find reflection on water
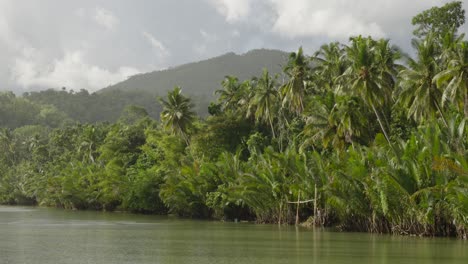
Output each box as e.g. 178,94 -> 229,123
0,207 -> 36,212
0,206 -> 466,264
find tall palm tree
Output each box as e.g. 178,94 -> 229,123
215,75 -> 243,112
434,40 -> 468,118
374,39 -> 401,95
302,94 -> 367,149
439,29 -> 465,65
398,35 -> 448,125
312,42 -> 347,93
250,69 -> 279,138
338,36 -> 395,144
281,47 -> 309,115
329,96 -> 369,145
159,86 -> 196,144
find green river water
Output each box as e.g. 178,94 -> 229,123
0,206 -> 466,264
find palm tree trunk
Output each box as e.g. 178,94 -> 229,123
278,203 -> 282,225
314,184 -> 318,226
269,115 -> 276,138
295,191 -> 300,225
465,88 -> 468,118
182,132 -> 191,146
381,106 -> 392,137
370,103 -> 391,144
433,99 -> 448,127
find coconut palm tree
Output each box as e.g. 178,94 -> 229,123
338,36 -> 395,144
159,86 -> 196,144
302,94 -> 368,149
311,42 -> 347,93
281,47 -> 309,115
439,28 -> 465,65
434,40 -> 468,118
398,35 -> 448,125
215,75 -> 243,112
250,69 -> 279,138
374,38 -> 402,94
301,96 -> 336,149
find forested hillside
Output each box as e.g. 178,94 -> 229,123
0,1 -> 466,239
101,49 -> 288,97
23,89 -> 162,123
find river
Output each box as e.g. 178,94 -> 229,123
0,206 -> 466,264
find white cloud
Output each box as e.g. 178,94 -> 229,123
94,7 -> 119,30
142,31 -> 170,59
206,0 -> 388,39
11,49 -> 140,92
268,0 -> 385,39
207,0 -> 252,23
206,0 -> 456,41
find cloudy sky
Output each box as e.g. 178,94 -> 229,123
0,0 -> 466,93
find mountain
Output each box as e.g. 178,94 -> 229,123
21,49 -> 290,123
100,49 -> 289,98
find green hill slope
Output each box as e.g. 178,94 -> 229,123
100,49 -> 289,98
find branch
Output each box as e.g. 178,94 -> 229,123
287,199 -> 315,204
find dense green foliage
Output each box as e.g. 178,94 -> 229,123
0,2 -> 467,239
24,88 -> 162,123
0,91 -> 72,129
412,1 -> 465,39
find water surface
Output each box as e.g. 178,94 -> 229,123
0,206 -> 466,264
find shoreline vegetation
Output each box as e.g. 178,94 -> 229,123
0,2 -> 467,239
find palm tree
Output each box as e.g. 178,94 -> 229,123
250,69 -> 279,138
281,47 -> 309,114
329,96 -> 369,145
215,76 -> 243,112
159,86 -> 196,144
302,94 -> 368,149
439,29 -> 465,65
434,40 -> 468,118
311,42 -> 347,93
374,39 -> 401,94
301,96 -> 336,149
398,35 -> 448,125
338,36 -> 395,144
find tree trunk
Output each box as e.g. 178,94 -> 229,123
433,99 -> 448,128
465,88 -> 468,118
295,191 -> 300,225
181,132 -> 191,146
269,115 -> 276,138
314,184 -> 318,226
370,103 -> 391,144
278,203 -> 282,225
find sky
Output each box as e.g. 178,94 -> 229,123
0,0 -> 466,93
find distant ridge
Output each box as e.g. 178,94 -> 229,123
100,49 -> 289,98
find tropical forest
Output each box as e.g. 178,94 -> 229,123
0,1 -> 467,240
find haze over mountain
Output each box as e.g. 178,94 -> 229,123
100,49 -> 288,98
